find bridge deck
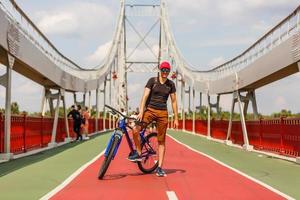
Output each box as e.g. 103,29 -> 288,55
0,131 -> 299,199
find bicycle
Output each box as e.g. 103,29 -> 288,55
98,105 -> 159,179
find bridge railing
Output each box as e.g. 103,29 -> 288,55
213,6 -> 299,80
163,3 -> 300,81
0,113 -> 114,154
210,6 -> 299,80
169,118 -> 300,158
0,0 -> 103,79
210,5 -> 299,80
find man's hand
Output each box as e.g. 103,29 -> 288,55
137,112 -> 144,121
173,119 -> 179,129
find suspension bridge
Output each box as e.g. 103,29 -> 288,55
0,0 -> 300,199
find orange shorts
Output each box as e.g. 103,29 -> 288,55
143,107 -> 168,143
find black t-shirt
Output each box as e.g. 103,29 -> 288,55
67,109 -> 82,125
145,77 -> 176,110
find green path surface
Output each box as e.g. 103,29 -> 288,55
0,132 -> 111,200
168,130 -> 300,199
1,130 -> 299,199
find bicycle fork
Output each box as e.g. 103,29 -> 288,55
104,130 -> 123,159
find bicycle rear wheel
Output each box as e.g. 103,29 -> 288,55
98,134 -> 121,179
137,132 -> 159,173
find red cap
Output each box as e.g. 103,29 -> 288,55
159,61 -> 171,70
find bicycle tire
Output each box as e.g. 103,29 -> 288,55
137,132 -> 159,174
98,134 -> 121,179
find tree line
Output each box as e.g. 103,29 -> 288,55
0,102 -> 103,118
1,102 -> 300,120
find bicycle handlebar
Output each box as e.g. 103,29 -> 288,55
104,105 -> 147,126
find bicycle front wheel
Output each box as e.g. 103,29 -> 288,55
137,132 -> 159,173
98,134 -> 121,179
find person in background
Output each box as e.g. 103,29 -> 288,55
129,110 -> 139,128
120,108 -> 127,119
81,106 -> 90,140
67,105 -> 82,141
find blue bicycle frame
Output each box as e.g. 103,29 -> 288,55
104,118 -> 148,159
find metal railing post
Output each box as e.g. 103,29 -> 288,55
23,114 -> 26,153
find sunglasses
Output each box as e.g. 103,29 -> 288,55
160,68 -> 170,73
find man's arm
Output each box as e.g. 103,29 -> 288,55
170,92 -> 179,129
137,88 -> 151,121
67,110 -> 72,118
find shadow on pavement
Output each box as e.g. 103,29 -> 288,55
101,168 -> 186,181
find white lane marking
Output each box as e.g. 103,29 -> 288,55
181,130 -> 297,163
166,191 -> 178,200
40,150 -> 105,200
167,134 -> 295,200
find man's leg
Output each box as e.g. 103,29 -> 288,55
156,138 -> 167,177
158,141 -> 166,168
132,125 -> 142,154
76,125 -> 82,140
128,125 -> 143,161
155,109 -> 168,176
128,110 -> 153,161
156,111 -> 168,167
74,126 -> 79,140
79,128 -> 83,140
136,109 -> 154,154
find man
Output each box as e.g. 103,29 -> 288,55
128,61 -> 179,177
120,108 -> 127,120
67,105 -> 83,141
128,110 -> 137,127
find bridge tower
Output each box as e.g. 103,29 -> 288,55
116,0 -> 163,113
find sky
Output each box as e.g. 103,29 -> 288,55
0,0 -> 300,114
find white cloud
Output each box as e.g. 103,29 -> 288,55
217,1 -> 244,19
85,41 -> 112,66
198,36 -> 256,48
208,56 -> 226,68
126,41 -> 159,61
251,20 -> 272,32
246,0 -> 297,9
275,96 -> 287,108
169,0 -> 299,27
128,48 -> 158,61
86,42 -> 159,67
15,81 -> 41,95
36,2 -> 113,38
37,12 -> 77,35
169,0 -> 209,12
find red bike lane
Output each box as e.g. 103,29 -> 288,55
50,136 -> 286,200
